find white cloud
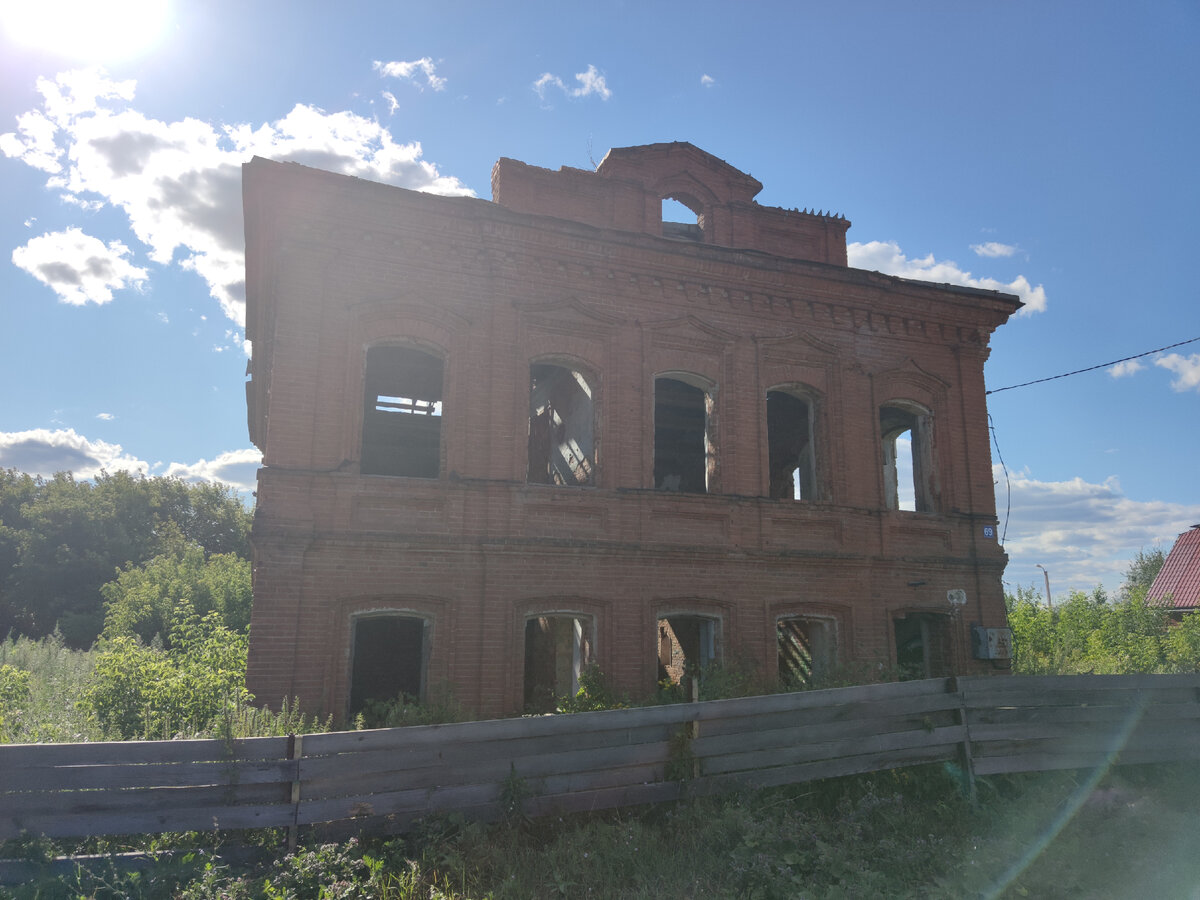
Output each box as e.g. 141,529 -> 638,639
533,64 -> 612,102
373,58 -> 446,91
163,447 -> 261,493
971,241 -> 1017,258
382,91 -> 400,115
11,227 -> 148,305
995,466 -> 1200,597
0,428 -> 149,478
848,240 -> 1048,315
1155,353 -> 1200,393
0,428 -> 261,491
1108,359 -> 1144,378
96,412 -> 115,420
2,67 -> 474,326
700,74 -> 715,87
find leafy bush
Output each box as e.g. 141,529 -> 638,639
101,540 -> 252,647
354,684 -> 470,729
1005,584 -> 1196,675
83,603 -> 250,739
555,664 -> 628,713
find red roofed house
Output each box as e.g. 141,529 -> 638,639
1148,525 -> 1200,615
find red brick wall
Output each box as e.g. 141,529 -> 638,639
243,148 -> 1018,722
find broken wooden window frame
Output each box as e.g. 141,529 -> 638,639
527,360 -> 598,487
360,344 -> 444,478
776,614 -> 838,689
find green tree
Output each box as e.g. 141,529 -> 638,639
1122,547 -> 1166,600
100,540 -> 252,646
0,470 -> 252,646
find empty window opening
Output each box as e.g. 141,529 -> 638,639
893,612 -> 953,680
777,616 -> 836,688
528,363 -> 596,486
880,403 -> 935,512
362,346 -> 443,477
657,615 -> 718,685
349,614 -> 427,717
654,376 -> 714,493
661,197 -> 703,242
523,615 -> 593,713
767,390 -> 818,500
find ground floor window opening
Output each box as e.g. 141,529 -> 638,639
349,614 -> 427,718
523,615 -> 593,713
657,615 -> 718,691
777,616 -> 836,688
893,612 -> 953,679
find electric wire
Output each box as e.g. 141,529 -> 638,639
986,335 -> 1200,395
988,413 -> 1011,547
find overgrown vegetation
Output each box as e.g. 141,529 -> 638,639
0,469 -> 251,647
1005,546 -> 1199,675
4,764 -> 1199,898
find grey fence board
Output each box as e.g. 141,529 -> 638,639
0,736 -> 287,767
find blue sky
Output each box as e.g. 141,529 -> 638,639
1,1 -> 1197,599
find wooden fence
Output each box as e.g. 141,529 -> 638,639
3,673 -> 1199,845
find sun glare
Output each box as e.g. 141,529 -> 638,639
2,0 -> 168,62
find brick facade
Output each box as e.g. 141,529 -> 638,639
242,142 -> 1019,722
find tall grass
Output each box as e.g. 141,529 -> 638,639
0,634 -> 101,743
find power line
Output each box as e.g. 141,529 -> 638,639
986,335 -> 1200,395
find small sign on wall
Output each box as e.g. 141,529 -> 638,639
982,525 -> 996,540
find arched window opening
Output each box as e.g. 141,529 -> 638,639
661,197 -> 703,242
528,363 -> 596,486
880,403 -> 935,512
767,390 -> 818,500
362,346 -> 443,477
348,614 -> 428,717
893,612 -> 953,680
523,615 -> 593,713
657,614 -> 718,686
654,376 -> 714,493
777,615 -> 836,688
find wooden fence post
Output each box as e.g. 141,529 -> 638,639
950,677 -> 977,803
287,733 -> 303,854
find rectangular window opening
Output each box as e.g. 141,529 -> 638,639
893,612 -> 953,680
777,616 -> 835,688
528,364 -> 596,486
523,615 -> 592,712
349,614 -> 427,717
767,391 -> 816,500
362,346 -> 443,477
654,377 -> 712,493
880,404 -> 934,512
657,615 -> 718,686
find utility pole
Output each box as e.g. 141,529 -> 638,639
1036,564 -> 1053,609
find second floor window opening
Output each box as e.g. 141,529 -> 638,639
767,389 -> 818,501
361,345 -> 443,478
654,375 -> 714,494
528,363 -> 596,486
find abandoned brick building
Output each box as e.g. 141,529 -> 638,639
242,142 -> 1019,721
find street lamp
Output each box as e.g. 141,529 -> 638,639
1036,564 -> 1052,608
